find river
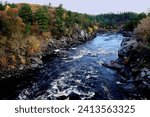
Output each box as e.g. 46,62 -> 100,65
0,33 -> 146,100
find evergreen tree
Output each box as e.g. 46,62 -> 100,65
55,4 -> 65,34
0,1 -> 5,10
19,4 -> 33,23
34,7 -> 49,32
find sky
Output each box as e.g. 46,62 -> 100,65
2,0 -> 150,14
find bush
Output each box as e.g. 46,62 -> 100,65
0,9 -> 24,37
134,17 -> 150,44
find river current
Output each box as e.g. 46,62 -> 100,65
0,33 -> 146,100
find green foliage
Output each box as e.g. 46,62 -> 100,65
65,11 -> 74,27
56,4 -> 64,19
124,13 -> 147,31
34,7 -> 49,32
24,23 -> 31,35
124,20 -> 139,31
0,1 -> 5,10
54,4 -> 65,36
138,13 -> 146,19
95,12 -> 139,28
19,4 -> 33,23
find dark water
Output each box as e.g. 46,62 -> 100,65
0,33 -> 146,100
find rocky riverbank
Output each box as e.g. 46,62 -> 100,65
104,33 -> 150,96
0,25 -> 97,79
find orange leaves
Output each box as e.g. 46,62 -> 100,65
0,56 -> 8,66
0,55 -> 17,69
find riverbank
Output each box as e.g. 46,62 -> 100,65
1,33 -> 131,100
0,25 -> 98,79
104,31 -> 150,97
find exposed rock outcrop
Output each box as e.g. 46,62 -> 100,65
0,26 -> 97,79
105,33 -> 150,94
102,32 -> 150,96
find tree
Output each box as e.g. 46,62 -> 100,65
19,4 -> 33,23
34,7 -> 49,32
0,1 -> 5,10
138,13 -> 146,20
54,4 -> 65,35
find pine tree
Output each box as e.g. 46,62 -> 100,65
34,7 -> 49,32
19,4 -> 33,23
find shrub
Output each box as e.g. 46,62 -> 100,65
0,9 -> 24,37
134,17 -> 150,44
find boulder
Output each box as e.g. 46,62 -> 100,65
118,37 -> 138,58
102,61 -> 123,70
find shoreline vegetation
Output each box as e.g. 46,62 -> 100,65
0,2 -> 150,94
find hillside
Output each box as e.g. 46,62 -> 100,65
0,2 -> 101,77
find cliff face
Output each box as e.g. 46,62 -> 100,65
0,24 -> 97,78
117,35 -> 150,92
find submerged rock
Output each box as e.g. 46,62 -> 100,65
102,61 -> 123,70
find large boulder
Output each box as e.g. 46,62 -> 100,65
118,37 -> 138,58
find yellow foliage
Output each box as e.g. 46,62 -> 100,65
88,27 -> 94,33
5,5 -> 11,12
0,56 -> 8,66
134,17 -> 150,43
27,36 -> 41,55
93,25 -> 99,30
42,32 -> 52,38
11,55 -> 16,63
29,4 -> 41,12
18,55 -> 26,64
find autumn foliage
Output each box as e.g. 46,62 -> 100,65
134,17 -> 150,44
0,2 -> 101,73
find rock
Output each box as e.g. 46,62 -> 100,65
138,81 -> 150,91
123,82 -> 138,93
117,30 -> 150,95
122,31 -> 133,37
80,30 -> 86,38
118,37 -> 138,58
136,68 -> 150,81
31,57 -> 43,65
30,63 -> 39,68
102,61 -> 123,70
60,37 -> 68,47
19,65 -> 25,70
68,92 -> 81,100
57,95 -> 68,100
